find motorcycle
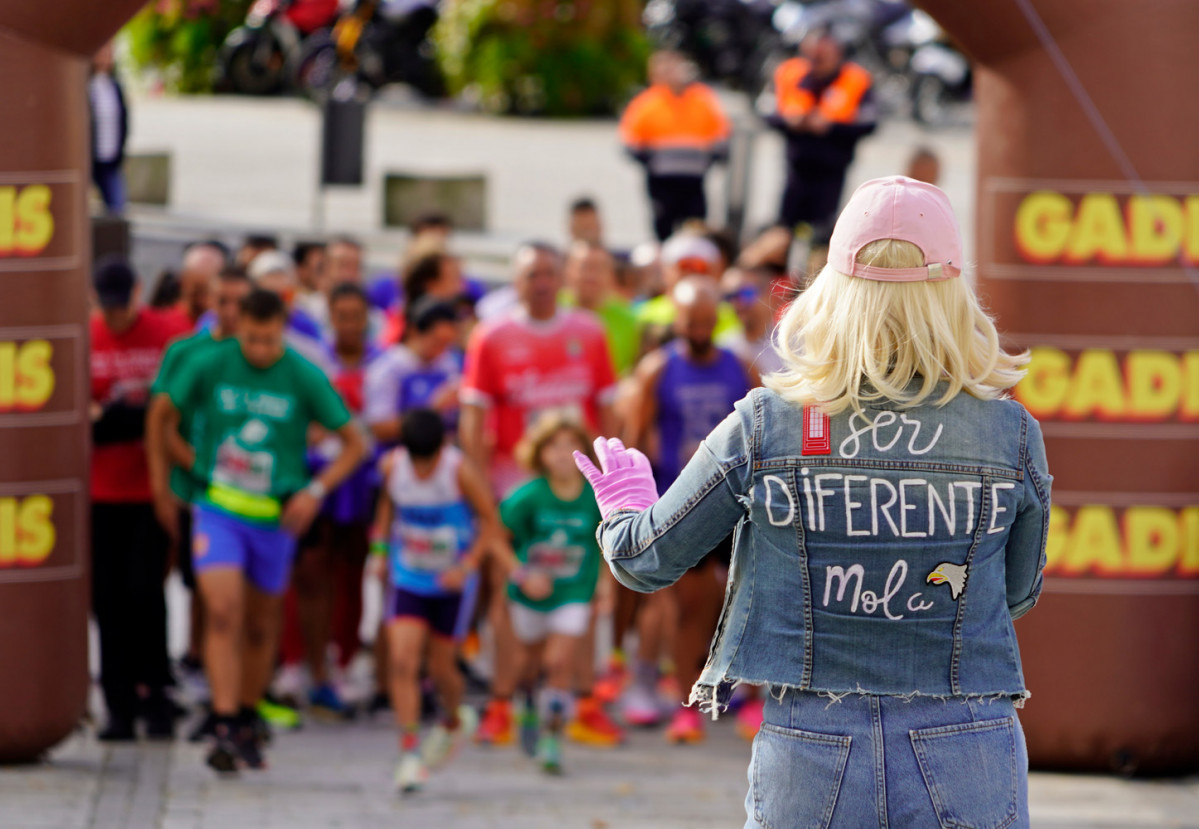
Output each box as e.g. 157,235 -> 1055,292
908,25 -> 972,128
642,0 -> 780,94
289,0 -> 444,101
217,0 -> 340,95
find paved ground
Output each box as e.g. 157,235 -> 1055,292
4,711 -> 1198,829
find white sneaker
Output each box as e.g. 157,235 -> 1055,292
422,705 -> 479,769
394,753 -> 427,794
621,680 -> 665,728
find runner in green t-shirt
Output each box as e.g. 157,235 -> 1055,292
498,413 -> 608,774
563,243 -> 644,377
161,288 -> 366,776
146,267 -> 251,709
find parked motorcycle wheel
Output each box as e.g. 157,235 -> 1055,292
911,73 -> 952,128
289,31 -> 340,100
225,31 -> 288,95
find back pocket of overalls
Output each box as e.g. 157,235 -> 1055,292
909,716 -> 1019,829
751,722 -> 851,829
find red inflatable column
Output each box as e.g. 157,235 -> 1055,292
0,0 -> 147,762
914,0 -> 1199,772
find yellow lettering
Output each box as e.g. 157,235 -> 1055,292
1124,507 -> 1178,575
1062,506 -> 1124,576
0,498 -> 15,564
1185,196 -> 1199,264
15,340 -> 54,410
1063,349 -> 1126,419
0,187 -> 13,254
1183,352 -> 1199,420
1127,195 -> 1185,265
1014,191 -> 1073,263
1125,350 -> 1181,420
1014,347 -> 1072,418
1181,507 -> 1199,576
1065,193 -> 1128,264
14,185 -> 53,256
16,495 -> 54,565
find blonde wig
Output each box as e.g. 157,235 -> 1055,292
764,239 -> 1028,415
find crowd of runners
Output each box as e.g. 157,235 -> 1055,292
90,198 -> 809,791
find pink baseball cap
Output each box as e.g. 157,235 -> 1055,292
827,176 -> 962,282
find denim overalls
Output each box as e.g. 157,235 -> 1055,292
598,385 -> 1051,829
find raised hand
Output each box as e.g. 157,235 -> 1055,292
573,436 -> 659,520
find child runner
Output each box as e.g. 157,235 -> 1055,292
371,408 -> 550,793
500,412 -> 607,774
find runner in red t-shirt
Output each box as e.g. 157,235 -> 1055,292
459,242 -> 620,749
89,257 -> 186,742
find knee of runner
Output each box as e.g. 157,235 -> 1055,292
390,651 -> 421,680
205,601 -> 241,637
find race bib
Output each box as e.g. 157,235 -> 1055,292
396,522 -> 460,574
213,435 -> 275,495
527,534 -> 585,581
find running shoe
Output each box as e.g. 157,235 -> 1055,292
423,705 -> 479,769
536,733 -> 563,775
592,654 -> 627,704
206,729 -> 240,776
735,697 -> 764,742
620,679 -> 666,728
257,697 -> 301,731
308,683 -> 351,720
234,723 -> 267,770
394,753 -> 427,794
367,690 -> 391,717
517,700 -> 539,758
665,707 -> 705,744
474,699 -> 514,746
565,696 -> 624,747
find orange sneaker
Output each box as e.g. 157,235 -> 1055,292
474,699 -> 514,746
593,657 -> 628,705
735,697 -> 764,742
565,696 -> 625,747
666,707 -> 705,744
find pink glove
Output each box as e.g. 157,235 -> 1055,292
573,437 -> 659,520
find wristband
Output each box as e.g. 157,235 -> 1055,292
369,540 -> 388,558
305,479 -> 328,501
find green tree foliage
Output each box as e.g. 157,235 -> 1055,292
436,0 -> 650,117
124,0 -> 253,93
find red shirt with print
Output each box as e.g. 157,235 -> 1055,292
460,308 -> 617,461
90,309 -> 188,502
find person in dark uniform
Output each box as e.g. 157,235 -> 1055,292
769,31 -> 877,237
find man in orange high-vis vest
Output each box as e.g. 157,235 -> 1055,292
769,31 -> 877,237
620,51 -> 730,241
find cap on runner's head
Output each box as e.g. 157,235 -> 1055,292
93,256 -> 136,309
827,176 -> 962,282
247,250 -> 296,282
661,234 -> 720,276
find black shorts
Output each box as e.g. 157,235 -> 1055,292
176,505 -> 196,590
387,586 -> 463,639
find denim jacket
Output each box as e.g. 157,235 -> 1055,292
598,385 -> 1052,714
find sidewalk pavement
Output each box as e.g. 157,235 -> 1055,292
3,713 -> 1197,829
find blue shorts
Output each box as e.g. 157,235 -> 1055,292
387,585 -> 462,640
192,504 -> 298,595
